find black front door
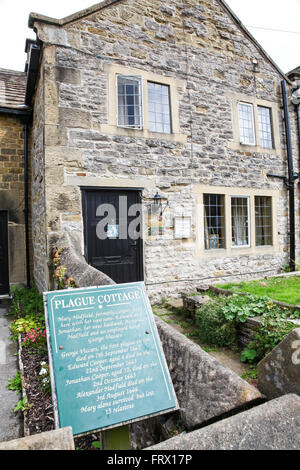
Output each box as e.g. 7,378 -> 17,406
82,189 -> 143,284
0,211 -> 9,295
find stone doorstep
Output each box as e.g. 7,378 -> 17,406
0,427 -> 74,450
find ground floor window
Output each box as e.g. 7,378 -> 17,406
255,196 -> 272,246
231,196 -> 250,247
203,194 -> 225,249
202,191 -> 275,252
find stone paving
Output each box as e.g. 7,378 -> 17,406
0,300 -> 23,442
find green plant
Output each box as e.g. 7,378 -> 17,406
221,294 -> 270,323
7,371 -> 22,393
14,396 -> 32,413
8,284 -> 43,319
195,297 -> 237,347
10,315 -> 44,341
240,346 -> 258,364
241,366 -> 258,381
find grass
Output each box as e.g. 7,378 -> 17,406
217,275 -> 300,305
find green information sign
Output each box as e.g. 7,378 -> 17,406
44,282 -> 178,436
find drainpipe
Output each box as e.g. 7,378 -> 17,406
281,80 -> 298,271
23,120 -> 31,288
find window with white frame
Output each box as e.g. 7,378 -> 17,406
238,102 -> 255,145
231,196 -> 250,247
117,75 -> 143,129
237,101 -> 274,149
116,74 -> 172,133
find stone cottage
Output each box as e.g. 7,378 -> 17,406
2,0 -> 300,300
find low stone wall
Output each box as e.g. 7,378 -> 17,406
146,394 -> 300,450
130,316 -> 262,449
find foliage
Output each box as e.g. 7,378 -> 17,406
195,291 -> 298,364
14,396 -> 32,414
221,294 -> 271,323
22,328 -> 48,355
8,284 -> 44,319
52,248 -> 76,290
241,366 -> 258,381
195,297 -> 237,347
246,315 -> 297,362
10,315 -> 44,341
7,371 -> 22,393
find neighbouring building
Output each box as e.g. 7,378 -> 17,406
0,69 -> 29,296
1,0 -> 300,300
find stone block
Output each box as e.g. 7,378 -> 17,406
146,394 -> 300,450
0,427 -> 74,450
257,327 -> 300,398
155,317 -> 262,430
59,107 -> 91,129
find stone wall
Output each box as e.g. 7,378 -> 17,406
29,0 -> 300,299
0,114 -> 26,288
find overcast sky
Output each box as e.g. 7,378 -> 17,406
0,0 -> 299,73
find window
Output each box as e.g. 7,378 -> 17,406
231,196 -> 250,247
255,196 -> 272,246
204,194 -> 225,249
237,101 -> 274,149
257,106 -> 273,149
148,82 -> 171,134
238,102 -> 255,145
117,75 -> 143,129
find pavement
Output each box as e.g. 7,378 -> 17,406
0,300 -> 23,442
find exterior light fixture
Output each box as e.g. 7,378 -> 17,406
152,191 -> 169,216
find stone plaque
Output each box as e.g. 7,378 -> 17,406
44,282 -> 178,436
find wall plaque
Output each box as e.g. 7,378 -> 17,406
44,282 -> 178,436
174,216 -> 191,239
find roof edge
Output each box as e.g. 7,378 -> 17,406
28,0 -> 290,84
28,0 -> 123,28
219,0 -> 290,83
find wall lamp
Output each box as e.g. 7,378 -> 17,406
153,191 -> 169,216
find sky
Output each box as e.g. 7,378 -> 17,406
0,0 -> 299,73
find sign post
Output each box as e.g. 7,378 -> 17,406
44,282 -> 178,446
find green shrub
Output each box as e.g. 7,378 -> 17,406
8,284 -> 44,319
195,297 -> 237,347
10,315 -> 44,341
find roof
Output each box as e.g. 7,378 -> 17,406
0,69 -> 27,109
28,0 -> 289,82
286,66 -> 300,81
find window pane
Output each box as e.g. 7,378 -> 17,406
231,197 -> 249,246
238,102 -> 255,145
255,196 -> 272,246
148,82 -> 171,134
204,194 -> 225,249
258,106 -> 273,149
117,75 -> 142,128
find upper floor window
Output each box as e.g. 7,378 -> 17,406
257,106 -> 273,149
148,82 -> 171,134
238,101 -> 274,149
116,75 -> 172,134
117,75 -> 143,129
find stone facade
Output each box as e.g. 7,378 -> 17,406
0,113 -> 26,288
28,0 -> 300,299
